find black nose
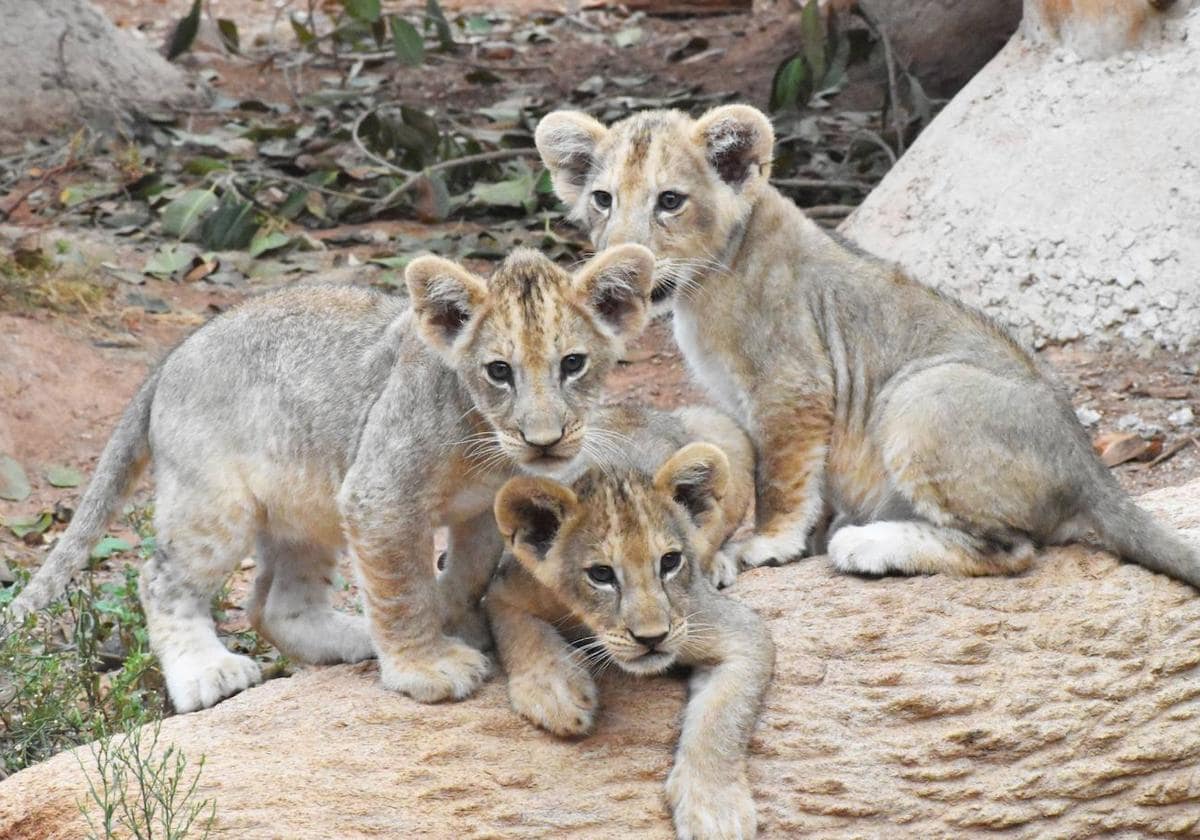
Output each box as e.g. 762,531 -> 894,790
632,631 -> 668,650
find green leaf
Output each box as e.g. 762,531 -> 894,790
0,455 -> 31,502
44,465 -> 83,488
217,18 -> 240,53
769,55 -> 809,112
369,256 -> 412,270
425,0 -> 454,49
291,17 -> 316,45
343,0 -> 381,23
390,16 -> 425,66
470,169 -> 536,211
7,512 -> 51,539
161,189 -> 218,240
90,536 -> 133,561
800,0 -> 827,86
465,15 -> 492,35
166,0 -> 203,61
59,182 -> 118,207
249,230 -> 293,258
143,244 -> 193,278
200,193 -> 259,250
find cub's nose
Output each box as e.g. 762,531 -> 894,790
520,428 -> 564,450
631,631 -> 668,650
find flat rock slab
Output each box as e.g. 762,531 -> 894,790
4,481 -> 1200,838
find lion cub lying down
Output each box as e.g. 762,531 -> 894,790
487,443 -> 774,839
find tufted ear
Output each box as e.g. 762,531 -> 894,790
535,110 -> 608,207
654,443 -> 730,531
692,104 -> 775,189
572,243 -> 656,345
405,255 -> 489,359
495,477 -> 579,571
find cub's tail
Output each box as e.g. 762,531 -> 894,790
7,369 -> 160,620
1089,479 -> 1200,589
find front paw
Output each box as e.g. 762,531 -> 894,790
508,665 -> 597,737
379,636 -> 491,703
706,547 -> 740,589
667,763 -> 757,840
731,533 -> 806,570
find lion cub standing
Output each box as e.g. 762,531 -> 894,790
486,443 -> 774,839
536,104 -> 1200,587
9,244 -> 658,713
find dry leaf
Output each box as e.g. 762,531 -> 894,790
1094,432 -> 1163,467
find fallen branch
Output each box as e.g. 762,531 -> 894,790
371,148 -> 539,212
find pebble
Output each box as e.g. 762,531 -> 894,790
1075,407 -> 1101,427
1168,406 -> 1195,428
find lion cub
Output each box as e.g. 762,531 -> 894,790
487,443 -> 774,840
9,244 -> 658,713
536,104 -> 1200,587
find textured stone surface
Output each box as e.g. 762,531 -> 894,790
3,480 -> 1200,838
841,5 -> 1200,350
0,0 -> 199,152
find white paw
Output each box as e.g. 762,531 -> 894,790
379,637 -> 491,703
166,650 -> 263,714
706,548 -> 740,589
731,533 -> 805,570
667,763 -> 757,840
828,525 -> 900,575
508,666 -> 598,737
329,613 -> 377,663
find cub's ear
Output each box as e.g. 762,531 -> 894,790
692,104 -> 775,189
495,477 -> 579,568
535,110 -> 608,207
654,443 -> 730,529
405,255 -> 489,358
573,243 -> 656,344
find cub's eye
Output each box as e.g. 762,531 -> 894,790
587,565 -> 616,585
592,190 -> 613,210
485,361 -> 512,384
560,353 -> 587,377
660,551 -> 683,575
657,191 -> 686,212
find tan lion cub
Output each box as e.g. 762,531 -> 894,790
536,104 -> 1200,586
487,443 -> 774,840
9,244 -> 657,713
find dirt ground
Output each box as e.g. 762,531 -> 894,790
2,0 -> 1198,688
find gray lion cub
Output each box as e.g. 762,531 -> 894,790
487,442 -> 774,839
9,244 -> 658,713
536,104 -> 1200,587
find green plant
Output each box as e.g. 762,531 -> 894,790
769,0 -> 851,112
79,719 -> 215,840
0,568 -> 164,778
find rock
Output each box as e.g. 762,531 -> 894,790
3,480 -> 1200,837
841,4 -> 1200,350
1169,406 -> 1196,428
1115,412 -> 1162,437
1075,406 -> 1101,427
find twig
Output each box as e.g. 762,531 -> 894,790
803,203 -> 855,218
372,149 -> 539,211
856,2 -> 906,156
772,177 -> 870,192
1138,436 -> 1199,470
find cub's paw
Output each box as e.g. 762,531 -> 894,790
508,665 -> 598,737
667,763 -> 757,840
828,525 -> 902,576
731,534 -> 805,570
706,547 -> 740,589
166,651 -> 262,714
380,637 -> 491,703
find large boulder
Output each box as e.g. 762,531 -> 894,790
0,0 -> 199,152
3,480 -> 1200,837
841,2 -> 1200,350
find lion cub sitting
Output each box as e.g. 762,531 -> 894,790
487,443 -> 774,839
